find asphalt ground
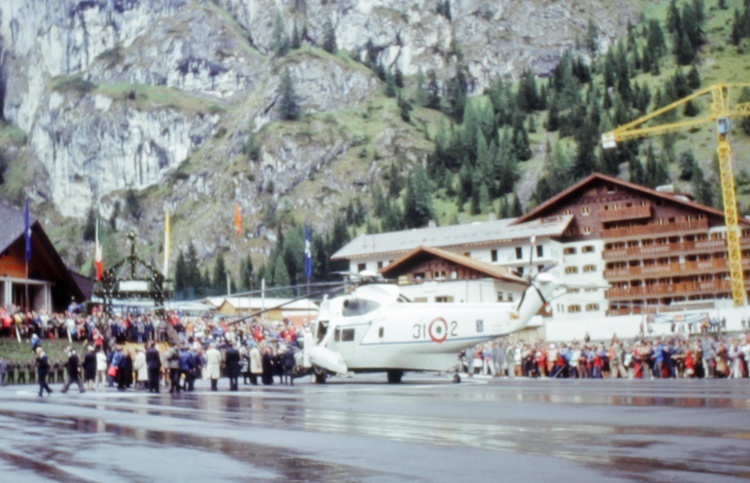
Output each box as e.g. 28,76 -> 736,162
0,373 -> 749,482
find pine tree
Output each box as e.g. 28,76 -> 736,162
272,13 -> 289,57
241,256 -> 254,291
692,164 -> 714,207
511,114 -> 532,161
397,93 -> 412,122
175,250 -> 187,294
443,65 -> 468,123
687,65 -> 701,89
679,149 -> 696,181
667,0 -> 681,33
291,23 -> 301,50
83,207 -> 96,242
213,252 -> 228,294
322,17 -> 337,54
186,242 -> 201,296
426,69 -> 441,110
404,164 -> 434,228
511,193 -> 523,217
585,18 -> 599,58
279,68 -> 300,121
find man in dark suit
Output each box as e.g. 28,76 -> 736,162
146,342 -> 162,393
61,346 -> 85,393
225,343 -> 241,391
35,347 -> 52,397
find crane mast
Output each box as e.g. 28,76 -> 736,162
602,82 -> 750,307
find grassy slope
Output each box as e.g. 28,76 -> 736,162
632,0 -> 750,207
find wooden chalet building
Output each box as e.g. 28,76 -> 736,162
0,201 -> 85,312
380,246 -> 527,303
514,172 -> 750,315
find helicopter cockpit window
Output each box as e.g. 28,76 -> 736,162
342,298 -> 380,317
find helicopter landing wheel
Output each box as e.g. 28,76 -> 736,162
452,373 -> 461,383
312,367 -> 327,384
387,370 -> 404,384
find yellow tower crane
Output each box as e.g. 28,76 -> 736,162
601,82 -> 750,307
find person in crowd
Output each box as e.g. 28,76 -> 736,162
205,342 -> 222,391
82,346 -> 97,391
261,347 -> 275,385
225,342 -> 241,391
0,356 -> 7,386
35,347 -> 52,397
240,346 -> 251,384
146,342 -> 162,393
249,342 -> 262,385
117,347 -> 133,391
166,344 -> 181,393
61,346 -> 85,394
95,347 -> 107,389
179,344 -> 196,391
281,345 -> 296,385
134,348 -> 148,390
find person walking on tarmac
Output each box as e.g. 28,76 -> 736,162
146,342 -> 162,393
61,346 -> 86,394
225,342 -> 241,391
35,347 -> 52,397
205,342 -> 221,391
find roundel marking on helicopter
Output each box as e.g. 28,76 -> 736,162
429,317 -> 449,343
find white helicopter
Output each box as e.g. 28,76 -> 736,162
299,267 -> 566,383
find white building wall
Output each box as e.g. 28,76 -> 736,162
553,239 -> 608,318
399,279 -> 525,304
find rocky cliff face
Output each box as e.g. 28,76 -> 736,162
0,0 -> 638,264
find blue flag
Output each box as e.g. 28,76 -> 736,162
24,199 -> 31,262
304,224 -> 312,279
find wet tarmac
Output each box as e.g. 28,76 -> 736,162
1,374 -> 749,482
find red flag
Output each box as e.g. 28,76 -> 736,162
234,203 -> 242,236
94,213 -> 103,281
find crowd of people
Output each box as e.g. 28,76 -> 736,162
3,303 -> 750,392
0,304 -> 304,395
463,333 -> 750,380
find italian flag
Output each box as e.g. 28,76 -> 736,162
94,213 -> 103,281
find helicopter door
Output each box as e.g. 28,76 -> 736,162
316,321 -> 329,344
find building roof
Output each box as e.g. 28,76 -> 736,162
512,172 -> 749,226
0,200 -> 85,301
332,216 -> 574,260
380,245 -> 527,285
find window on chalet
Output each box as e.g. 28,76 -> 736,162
581,207 -> 591,216
565,266 -> 579,274
357,263 -> 366,272
563,209 -> 572,216
583,264 -> 596,272
491,249 -> 498,262
564,247 -> 577,255
515,247 -> 523,259
586,304 -> 600,312
536,245 -> 544,257
435,296 -> 454,303
582,226 -> 592,235
568,305 -> 582,313
582,245 -> 595,253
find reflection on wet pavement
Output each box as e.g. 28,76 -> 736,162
0,376 -> 748,481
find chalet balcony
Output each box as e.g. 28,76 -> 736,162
605,280 -> 731,300
603,239 -> 731,261
606,301 -> 716,317
603,258 -> 747,280
599,203 -> 651,223
601,219 -> 710,240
